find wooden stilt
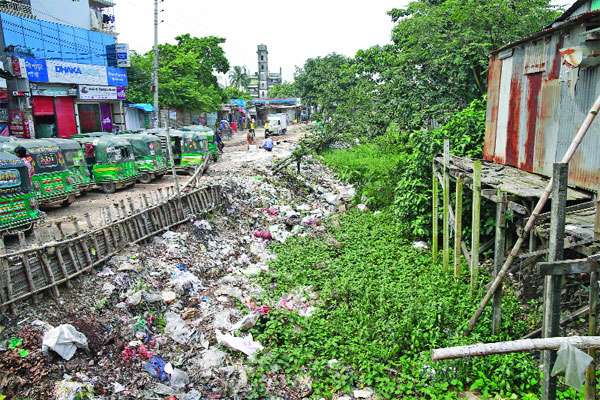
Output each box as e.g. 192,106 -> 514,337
99,208 -> 113,253
0,238 -> 15,314
18,232 -> 38,304
45,225 -> 72,289
542,163 -> 569,400
470,161 -> 482,295
492,191 -> 507,335
84,213 -> 101,260
33,229 -> 59,298
432,161 -> 439,264
72,218 -> 92,267
586,268 -> 598,400
443,139 -> 450,273
454,174 -> 464,276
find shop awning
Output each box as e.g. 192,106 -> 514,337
126,103 -> 154,112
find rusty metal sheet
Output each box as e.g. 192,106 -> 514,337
484,55 -> 502,161
524,39 -> 547,74
505,51 -> 524,167
494,55 -> 514,163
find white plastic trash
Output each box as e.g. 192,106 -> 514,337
249,145 -> 258,152
42,324 -> 88,360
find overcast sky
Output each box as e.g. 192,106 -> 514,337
115,0 -> 578,85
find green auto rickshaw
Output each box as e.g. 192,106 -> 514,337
155,129 -> 208,172
46,138 -> 93,195
0,152 -> 42,233
73,136 -> 138,194
182,126 -> 219,160
117,133 -> 167,183
1,139 -> 77,207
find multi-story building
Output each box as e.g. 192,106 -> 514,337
247,44 -> 282,100
0,0 -> 128,138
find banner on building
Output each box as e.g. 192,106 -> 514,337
107,43 -> 131,68
79,85 -> 126,100
22,58 -> 128,87
8,110 -> 29,138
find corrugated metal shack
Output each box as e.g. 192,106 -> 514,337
484,0 -> 600,191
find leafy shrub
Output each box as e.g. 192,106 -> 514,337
251,210 -> 548,399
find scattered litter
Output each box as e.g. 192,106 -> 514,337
552,340 -> 593,391
41,324 -> 88,361
353,388 -> 374,398
170,368 -> 189,389
54,377 -> 95,400
253,230 -> 272,240
215,330 -> 263,359
231,312 -> 260,332
162,291 -> 177,304
413,241 -> 429,249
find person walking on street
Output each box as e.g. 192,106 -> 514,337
248,119 -> 256,147
216,129 -> 224,153
265,120 -> 270,138
263,137 -> 274,152
15,146 -> 34,179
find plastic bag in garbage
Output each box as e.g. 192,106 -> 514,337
169,268 -> 203,296
170,368 -> 189,389
42,324 -> 88,360
54,378 -> 95,400
164,312 -> 194,345
144,356 -> 169,381
551,340 -> 593,391
215,329 -> 263,359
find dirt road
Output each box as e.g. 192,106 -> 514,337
32,124 -> 306,239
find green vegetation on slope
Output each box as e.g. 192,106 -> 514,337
248,211 -> 584,399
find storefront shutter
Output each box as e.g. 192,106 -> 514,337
32,96 -> 54,116
54,97 -> 77,138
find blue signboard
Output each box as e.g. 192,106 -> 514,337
230,99 -> 247,107
107,67 -> 128,86
24,58 -> 49,82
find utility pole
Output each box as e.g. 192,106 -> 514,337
153,0 -> 160,128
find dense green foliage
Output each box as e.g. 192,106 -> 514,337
127,35 -> 229,111
269,82 -> 298,98
223,86 -> 252,101
323,98 -> 488,238
296,0 -> 560,136
249,211 -> 580,399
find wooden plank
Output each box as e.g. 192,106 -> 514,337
538,259 -> 597,276
71,218 -> 93,267
84,213 -> 101,260
45,225 -> 72,289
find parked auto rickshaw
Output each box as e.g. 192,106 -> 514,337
117,133 -> 167,183
182,126 -> 219,160
0,139 -> 77,207
0,152 -> 42,233
155,129 -> 208,172
46,138 -> 93,195
73,136 -> 138,193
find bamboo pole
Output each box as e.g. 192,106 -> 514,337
33,229 -> 59,298
470,161 -> 482,295
467,94 -> 600,333
46,225 -> 72,289
432,161 -> 439,264
432,336 -> 600,361
443,140 -> 450,273
454,175 -> 464,276
18,232 -> 38,303
84,213 -> 101,260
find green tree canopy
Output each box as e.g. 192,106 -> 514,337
126,35 -> 230,112
223,86 -> 252,101
269,82 -> 298,98
228,66 -> 250,90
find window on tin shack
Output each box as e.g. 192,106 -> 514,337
524,38 -> 547,74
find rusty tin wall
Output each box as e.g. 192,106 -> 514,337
484,23 -> 600,191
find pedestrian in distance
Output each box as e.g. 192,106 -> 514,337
216,129 -> 224,153
263,137 -> 274,152
265,119 -> 270,138
15,146 -> 34,178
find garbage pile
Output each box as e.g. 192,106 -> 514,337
0,152 -> 362,399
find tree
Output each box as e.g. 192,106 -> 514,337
270,82 -> 298,98
223,86 -> 252,101
228,66 -> 250,90
126,35 -> 230,112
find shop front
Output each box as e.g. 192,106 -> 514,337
20,58 -> 128,137
31,84 -> 78,138
76,85 -> 126,133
